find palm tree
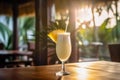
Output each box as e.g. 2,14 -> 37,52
0,16 -> 12,49
18,16 -> 35,44
17,16 -> 35,50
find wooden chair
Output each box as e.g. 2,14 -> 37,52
27,42 -> 35,51
27,42 -> 35,65
0,54 -> 33,68
4,42 -> 35,68
108,44 -> 120,62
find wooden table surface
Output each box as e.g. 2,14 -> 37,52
0,61 -> 119,80
0,50 -> 32,55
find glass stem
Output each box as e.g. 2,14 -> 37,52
62,61 -> 65,72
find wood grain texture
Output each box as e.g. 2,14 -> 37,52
0,61 -> 120,80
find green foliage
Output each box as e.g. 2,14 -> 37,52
18,17 -> 35,44
76,22 -> 94,45
48,19 -> 66,32
0,22 -> 12,49
77,27 -> 94,44
19,17 -> 35,30
98,18 -> 113,44
0,16 -> 35,50
112,20 -> 120,42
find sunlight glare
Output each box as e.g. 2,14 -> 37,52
76,6 -> 116,28
94,9 -> 108,26
75,68 -> 88,80
82,24 -> 86,29
77,7 -> 92,23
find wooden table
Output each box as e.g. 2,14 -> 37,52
0,50 -> 32,56
0,61 -> 119,80
0,50 -> 33,67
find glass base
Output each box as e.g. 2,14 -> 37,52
56,71 -> 70,76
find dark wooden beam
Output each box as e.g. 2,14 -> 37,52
12,2 -> 19,50
34,0 -> 48,65
68,1 -> 79,62
0,0 -> 33,5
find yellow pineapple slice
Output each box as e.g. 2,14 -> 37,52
48,29 -> 65,43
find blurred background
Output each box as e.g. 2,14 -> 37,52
0,0 -> 120,64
